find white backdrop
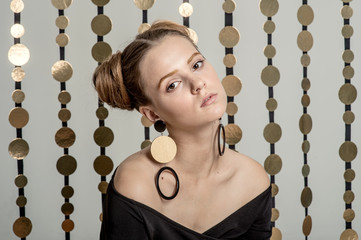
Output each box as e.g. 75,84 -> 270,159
0,0 -> 360,239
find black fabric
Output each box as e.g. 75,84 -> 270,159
100,174 -> 272,240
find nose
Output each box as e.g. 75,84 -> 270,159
191,77 -> 206,94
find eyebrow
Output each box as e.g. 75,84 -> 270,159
158,52 -> 201,89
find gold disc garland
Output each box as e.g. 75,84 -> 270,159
51,0 -> 76,237
134,1 -> 156,150
220,0 -> 242,151
259,0 -> 282,239
339,1 -> 358,239
297,1 -> 314,238
8,1 -> 32,238
91,0 -> 114,223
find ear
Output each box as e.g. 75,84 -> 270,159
139,105 -> 160,123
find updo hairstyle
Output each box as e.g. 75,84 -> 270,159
92,21 -> 197,111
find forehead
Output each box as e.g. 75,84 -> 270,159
140,35 -> 197,75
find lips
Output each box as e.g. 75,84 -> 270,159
201,93 -> 217,107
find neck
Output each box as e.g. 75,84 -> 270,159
166,120 -> 222,179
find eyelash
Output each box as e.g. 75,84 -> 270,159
166,59 -> 205,92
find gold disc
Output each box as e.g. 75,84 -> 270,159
61,186 -> 74,199
58,91 -> 71,105
263,20 -> 275,34
11,24 -> 25,38
56,16 -> 69,29
13,217 -> 32,238
271,183 -> 279,197
301,54 -> 311,67
10,0 -> 24,13
266,98 -> 278,112
226,102 -> 238,116
51,60 -> 73,82
12,90 -> 25,103
302,164 -> 310,177
133,0 -> 155,10
91,0 -> 110,6
338,83 -> 357,105
340,229 -> 358,240
343,111 -> 355,124
223,54 -> 237,68
299,113 -> 312,135
264,154 -> 282,175
55,127 -> 76,148
302,140 -> 310,154
297,5 -> 314,26
339,141 -> 357,162
302,215 -> 312,236
271,208 -> 279,222
141,140 -> 152,149
93,126 -> 114,147
62,219 -> 74,232
98,181 -> 109,194
16,196 -> 27,207
150,136 -> 177,163
51,0 -> 72,10
94,155 -> 114,176
222,75 -> 242,97
259,0 -> 279,17
179,2 -> 193,17
92,42 -> 112,63
343,66 -> 354,79
138,23 -> 151,34
9,107 -> 29,129
264,45 -> 276,59
58,108 -> 71,122
224,123 -> 242,145
297,30 -> 313,52
91,14 -> 112,36
263,122 -> 282,143
342,25 -> 353,38
301,186 -> 312,208
219,26 -> 240,48
341,5 -> 353,19
271,227 -> 282,240
223,0 -> 236,13
57,155 -> 77,176
61,202 -> 74,215
8,44 -> 30,66
342,50 -> 354,63
301,94 -> 310,107
343,190 -> 355,204
301,78 -> 311,91
261,65 -> 280,87
15,174 -> 27,188
141,115 -> 153,127
96,107 -> 108,120
56,33 -> 69,47
12,67 -> 25,82
344,169 -> 355,182
8,138 -> 29,159
343,209 -> 355,222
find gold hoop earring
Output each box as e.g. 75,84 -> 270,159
150,120 -> 177,164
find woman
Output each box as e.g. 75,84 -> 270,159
93,21 -> 271,240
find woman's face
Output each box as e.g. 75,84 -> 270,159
140,35 -> 227,131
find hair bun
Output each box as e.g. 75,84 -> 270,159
92,51 -> 133,110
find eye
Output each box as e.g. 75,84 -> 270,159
167,81 -> 180,92
193,60 -> 204,70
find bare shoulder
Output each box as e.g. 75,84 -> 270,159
224,149 -> 270,194
113,148 -> 158,204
